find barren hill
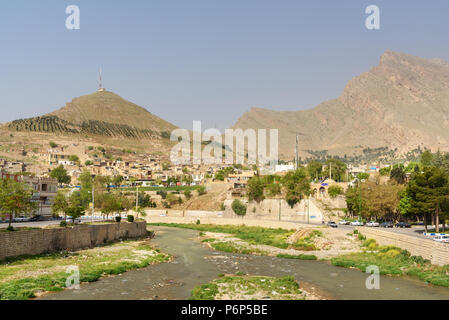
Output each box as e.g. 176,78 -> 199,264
8,90 -> 176,140
233,51 -> 449,159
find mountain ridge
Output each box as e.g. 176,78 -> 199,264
233,50 -> 449,159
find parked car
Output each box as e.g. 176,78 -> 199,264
30,215 -> 45,222
327,221 -> 338,228
14,216 -> 31,222
366,221 -> 380,227
66,217 -> 82,224
350,221 -> 364,226
395,222 -> 411,228
338,220 -> 350,225
433,235 -> 449,243
380,221 -> 394,228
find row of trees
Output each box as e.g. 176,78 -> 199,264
345,151 -> 449,232
247,167 -> 311,208
0,179 -> 37,229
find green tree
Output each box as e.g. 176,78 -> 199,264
66,191 -> 86,224
69,155 -> 79,163
112,175 -> 124,186
390,165 -> 407,184
247,177 -> 265,203
407,167 -> 449,232
324,159 -> 347,182
307,160 -> 323,180
0,179 -> 37,228
328,185 -> 344,198
50,165 -> 71,184
357,172 -> 370,180
231,199 -> 247,216
52,191 -> 69,220
99,193 -> 121,220
421,150 -> 433,168
282,168 -> 311,208
78,170 -> 93,189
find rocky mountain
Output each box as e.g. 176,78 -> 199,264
8,91 -> 176,139
233,51 -> 449,159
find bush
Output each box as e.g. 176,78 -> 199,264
127,215 -> 134,222
6,226 -> 14,232
197,186 -> 207,195
231,199 -> 247,216
328,185 -> 344,198
115,216 -> 121,223
196,219 -> 201,225
60,221 -> 67,227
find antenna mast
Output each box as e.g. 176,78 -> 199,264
98,67 -> 105,91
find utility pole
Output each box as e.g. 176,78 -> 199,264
307,197 -> 310,224
135,185 -> 139,212
329,162 -> 332,180
91,184 -> 94,222
295,134 -> 299,169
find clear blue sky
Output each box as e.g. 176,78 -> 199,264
0,1 -> 448,130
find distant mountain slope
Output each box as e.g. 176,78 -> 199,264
8,91 -> 176,139
233,51 -> 449,159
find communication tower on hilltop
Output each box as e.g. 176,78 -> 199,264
98,67 -> 105,92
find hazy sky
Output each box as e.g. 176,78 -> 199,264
0,1 -> 448,130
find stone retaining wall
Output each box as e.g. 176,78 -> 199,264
358,227 -> 449,266
0,222 -> 147,261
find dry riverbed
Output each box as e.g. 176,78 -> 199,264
190,274 -> 325,300
198,227 -> 362,260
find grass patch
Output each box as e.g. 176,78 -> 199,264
290,230 -> 321,251
0,239 -> 170,300
331,238 -> 449,288
190,275 -> 304,300
276,253 -> 317,260
210,242 -> 266,255
149,223 -> 296,249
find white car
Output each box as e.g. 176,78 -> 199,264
350,221 -> 364,226
14,217 -> 31,222
366,221 -> 379,227
66,217 -> 82,224
433,235 -> 449,243
338,220 -> 350,225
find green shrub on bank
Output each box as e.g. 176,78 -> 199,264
332,239 -> 449,288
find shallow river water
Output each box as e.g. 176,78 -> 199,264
40,226 -> 449,300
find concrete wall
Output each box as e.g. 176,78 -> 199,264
0,222 -> 147,261
223,198 -> 323,223
145,215 -> 311,230
142,198 -> 323,224
358,227 -> 449,266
